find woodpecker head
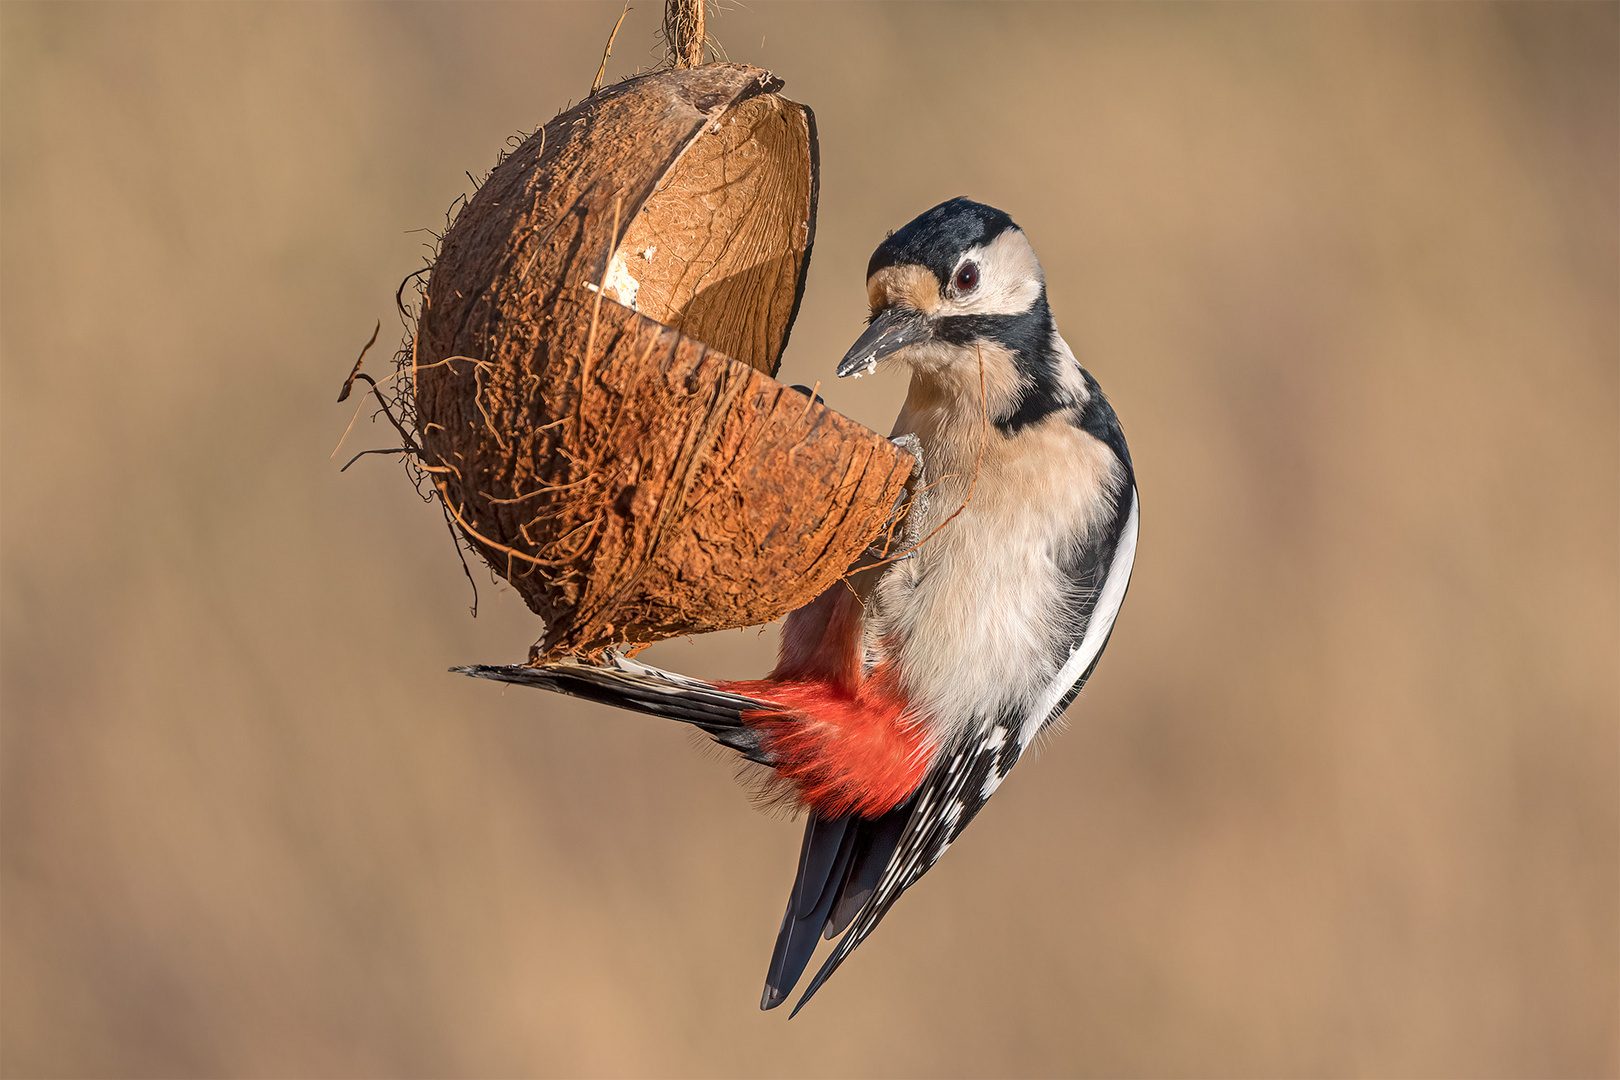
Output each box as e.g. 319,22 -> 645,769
838,198 -> 1082,429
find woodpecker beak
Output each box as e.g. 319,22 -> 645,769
836,306 -> 930,378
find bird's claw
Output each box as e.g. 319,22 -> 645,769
867,434 -> 928,560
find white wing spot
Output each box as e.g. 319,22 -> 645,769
981,767 -> 1007,800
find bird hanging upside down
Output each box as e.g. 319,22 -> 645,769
460,197 -> 1139,1016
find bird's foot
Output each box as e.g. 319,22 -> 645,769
867,434 -> 929,560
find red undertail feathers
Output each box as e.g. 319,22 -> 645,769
719,666 -> 932,818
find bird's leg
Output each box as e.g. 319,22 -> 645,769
893,433 -> 929,549
868,434 -> 928,559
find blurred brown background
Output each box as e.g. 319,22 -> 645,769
2,3 -> 1615,1076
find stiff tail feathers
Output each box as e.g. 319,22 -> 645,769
761,812 -> 856,1010
454,654 -> 783,764
759,802 -> 910,1010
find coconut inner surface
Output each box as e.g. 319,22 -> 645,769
610,94 -> 813,377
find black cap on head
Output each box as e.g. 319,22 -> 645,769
867,197 -> 1021,284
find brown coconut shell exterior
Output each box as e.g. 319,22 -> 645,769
413,64 -> 912,660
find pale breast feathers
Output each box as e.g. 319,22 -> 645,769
870,407 -> 1126,741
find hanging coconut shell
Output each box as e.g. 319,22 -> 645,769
411,63 -> 913,661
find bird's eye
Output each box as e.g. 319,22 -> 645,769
953,261 -> 979,293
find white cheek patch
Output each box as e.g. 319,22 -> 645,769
942,229 -> 1045,319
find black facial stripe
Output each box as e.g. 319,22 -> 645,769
868,197 -> 1019,286
934,293 -> 1077,435
932,312 -> 1041,348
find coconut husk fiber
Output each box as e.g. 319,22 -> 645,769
411,64 -> 913,661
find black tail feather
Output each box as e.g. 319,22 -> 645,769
760,797 -> 913,1010
761,813 -> 856,1010
454,658 -> 782,765
824,805 -> 909,939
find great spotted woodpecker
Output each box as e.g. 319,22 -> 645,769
460,197 -> 1138,1015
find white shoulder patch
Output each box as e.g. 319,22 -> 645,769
1018,488 -> 1139,749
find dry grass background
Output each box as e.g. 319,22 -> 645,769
2,3 -> 1615,1077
